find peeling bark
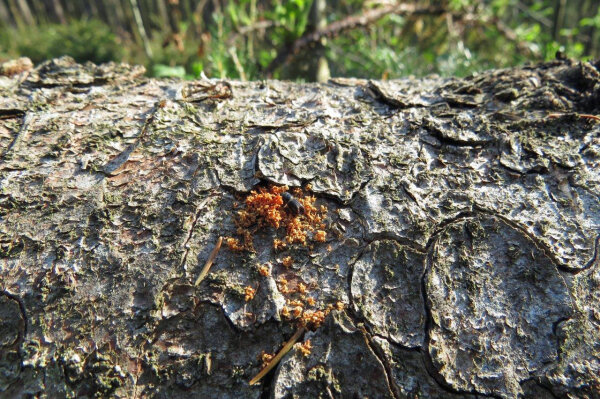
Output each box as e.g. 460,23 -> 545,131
1,56 -> 599,398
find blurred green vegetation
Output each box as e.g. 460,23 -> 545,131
0,0 -> 598,81
0,19 -> 124,65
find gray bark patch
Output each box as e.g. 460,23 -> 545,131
272,314 -> 394,398
146,302 -> 283,398
373,337 -> 478,398
351,240 -> 426,347
426,215 -> 573,398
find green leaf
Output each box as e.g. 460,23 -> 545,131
152,64 -> 186,78
191,62 -> 204,78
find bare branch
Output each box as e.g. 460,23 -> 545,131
265,3 -> 446,77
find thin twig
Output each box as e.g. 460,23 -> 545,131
194,236 -> 223,286
226,20 -> 280,46
548,113 -> 600,121
459,13 -> 538,58
249,327 -> 305,385
228,47 -> 247,81
578,114 -> 600,121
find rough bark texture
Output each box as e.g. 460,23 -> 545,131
1,56 -> 600,398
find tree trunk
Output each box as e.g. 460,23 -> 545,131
552,0 -> 566,41
15,0 -> 34,25
307,0 -> 330,83
50,0 -> 66,24
0,56 -> 599,399
0,1 -> 12,26
154,0 -> 170,32
129,0 -> 154,59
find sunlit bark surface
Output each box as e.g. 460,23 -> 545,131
1,56 -> 599,398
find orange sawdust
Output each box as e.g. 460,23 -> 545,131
279,293 -> 341,331
222,184 -> 348,383
277,277 -> 291,294
300,309 -> 327,330
287,299 -> 305,308
292,306 -> 303,318
258,351 -> 275,368
314,230 -> 327,242
225,185 -> 328,251
297,339 -> 312,357
257,264 -> 271,277
225,237 -> 246,252
273,238 -> 287,251
297,282 -> 307,294
244,286 -> 256,302
282,256 -> 293,268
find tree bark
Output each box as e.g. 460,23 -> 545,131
0,0 -> 12,26
0,56 -> 599,399
129,0 -> 154,59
